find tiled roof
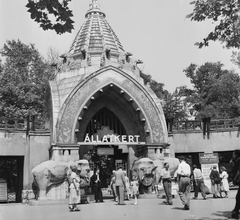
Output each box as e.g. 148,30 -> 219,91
68,0 -> 125,59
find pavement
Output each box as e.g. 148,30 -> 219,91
0,190 -> 239,220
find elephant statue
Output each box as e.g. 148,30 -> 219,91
32,159 -> 90,200
131,157 -> 179,194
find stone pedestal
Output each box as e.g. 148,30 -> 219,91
137,143 -> 170,160
49,144 -> 80,162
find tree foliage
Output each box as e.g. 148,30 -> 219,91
187,0 -> 240,48
162,87 -> 190,120
0,40 -> 55,118
140,71 -> 189,121
183,62 -> 240,119
26,0 -> 74,34
140,71 -> 166,99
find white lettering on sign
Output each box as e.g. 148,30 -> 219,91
84,134 -> 141,143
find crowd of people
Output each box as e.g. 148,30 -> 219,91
66,150 -> 240,219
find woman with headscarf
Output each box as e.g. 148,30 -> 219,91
209,165 -> 221,198
220,166 -> 229,198
68,164 -> 81,212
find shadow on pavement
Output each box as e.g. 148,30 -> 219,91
172,207 -> 185,210
212,210 -> 232,219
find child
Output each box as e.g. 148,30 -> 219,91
130,176 -> 139,205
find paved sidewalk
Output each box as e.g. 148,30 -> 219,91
0,190 -> 238,220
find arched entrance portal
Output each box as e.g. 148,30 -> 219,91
75,83 -> 147,144
76,83 -> 146,187
82,107 -> 128,187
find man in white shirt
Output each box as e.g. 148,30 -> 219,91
192,165 -> 207,200
176,156 -> 191,210
159,162 -> 173,205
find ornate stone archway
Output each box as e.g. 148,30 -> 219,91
54,66 -> 167,145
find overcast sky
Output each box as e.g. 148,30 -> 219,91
0,0 -> 239,92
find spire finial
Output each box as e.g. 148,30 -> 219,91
86,0 -> 105,18
90,0 -> 100,10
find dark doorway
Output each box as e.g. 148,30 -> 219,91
89,145 -> 128,187
0,156 -> 24,203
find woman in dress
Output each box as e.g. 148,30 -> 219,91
130,176 -> 139,205
220,166 -> 229,198
69,165 -> 81,212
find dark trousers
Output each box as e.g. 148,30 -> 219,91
93,183 -> 103,202
194,178 -> 206,198
234,187 -> 240,212
178,177 -> 191,208
163,179 -> 172,203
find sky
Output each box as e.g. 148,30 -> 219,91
0,0 -> 239,92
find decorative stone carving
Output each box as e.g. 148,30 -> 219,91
57,77 -> 100,143
87,54 -> 91,66
56,68 -> 166,144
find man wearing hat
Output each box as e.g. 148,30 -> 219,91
114,165 -> 126,205
192,165 -> 207,200
176,156 -> 191,210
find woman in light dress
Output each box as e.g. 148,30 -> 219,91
68,165 -> 81,211
220,166 -> 229,198
123,171 -> 131,200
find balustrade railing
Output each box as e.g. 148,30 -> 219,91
170,118 -> 239,132
0,117 -> 49,131
0,117 -> 239,133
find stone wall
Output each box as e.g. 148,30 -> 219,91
168,130 -> 240,155
0,130 -> 51,189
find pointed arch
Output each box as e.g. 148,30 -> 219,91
55,66 -> 167,144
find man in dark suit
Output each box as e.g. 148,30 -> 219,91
114,165 -> 126,205
90,168 -> 104,203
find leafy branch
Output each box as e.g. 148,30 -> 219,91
187,0 -> 240,48
26,0 -> 74,34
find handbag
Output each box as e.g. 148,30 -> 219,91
203,184 -> 211,195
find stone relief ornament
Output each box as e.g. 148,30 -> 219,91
121,79 -> 165,143
57,78 -> 100,143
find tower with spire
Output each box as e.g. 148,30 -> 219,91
48,0 -> 168,167
56,0 -> 142,80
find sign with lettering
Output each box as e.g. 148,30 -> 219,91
83,134 -> 141,144
199,153 -> 219,164
97,148 -> 114,155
